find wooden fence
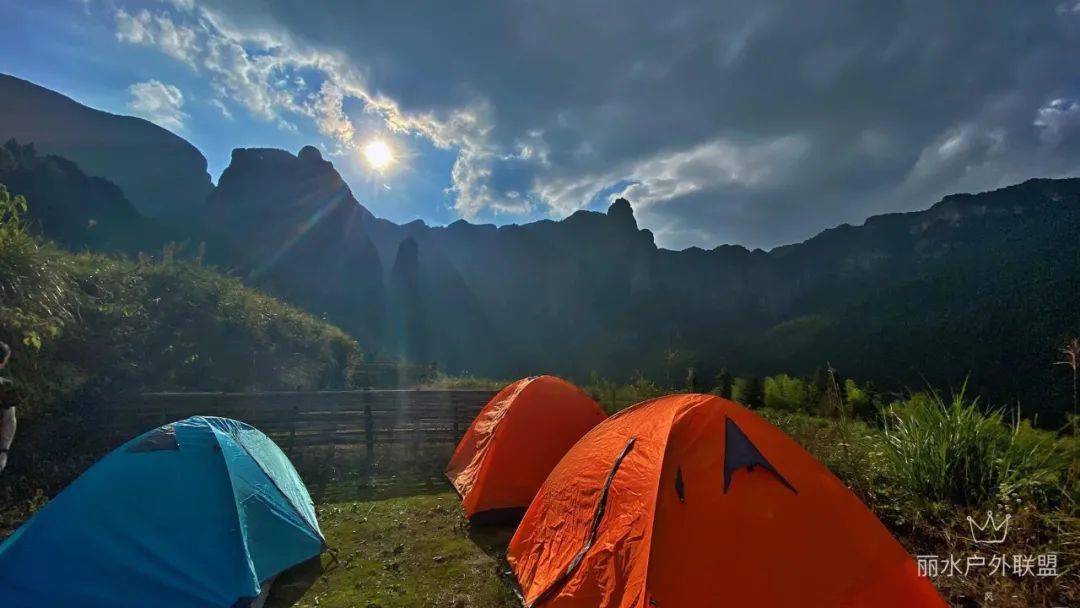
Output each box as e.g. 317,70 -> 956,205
106,389 -> 498,456
349,362 -> 439,389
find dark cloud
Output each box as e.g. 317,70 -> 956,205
192,0 -> 1080,248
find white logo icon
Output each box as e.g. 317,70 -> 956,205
966,511 -> 1011,544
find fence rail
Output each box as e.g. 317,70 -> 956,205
107,389 -> 499,455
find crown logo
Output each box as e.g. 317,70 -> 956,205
966,511 -> 1010,544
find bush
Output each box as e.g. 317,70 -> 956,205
880,387 -> 1069,508
585,371 -> 667,413
764,374 -> 813,412
0,184 -> 75,351
844,378 -> 874,419
420,372 -> 507,391
732,376 -> 764,408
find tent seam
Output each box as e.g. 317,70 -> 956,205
204,419 -> 262,599
529,435 -> 638,607
220,421 -> 326,547
468,376 -> 538,511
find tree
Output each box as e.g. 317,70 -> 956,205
818,363 -> 848,419
844,378 -> 873,419
1056,337 -> 1079,434
0,182 -> 27,236
714,367 -> 733,399
741,376 -> 765,409
764,374 -> 811,411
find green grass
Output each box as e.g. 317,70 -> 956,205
267,487 -> 517,608
418,373 -> 510,391
880,388 -> 1071,508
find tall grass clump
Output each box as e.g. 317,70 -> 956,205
881,386 -> 1068,508
0,184 -> 75,351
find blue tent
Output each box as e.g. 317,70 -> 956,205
0,416 -> 324,607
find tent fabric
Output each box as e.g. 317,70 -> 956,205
508,394 -> 946,608
0,416 -> 323,608
446,375 -> 607,519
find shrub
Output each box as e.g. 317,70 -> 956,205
585,372 -> 667,413
880,386 -> 1069,508
844,378 -> 877,420
732,376 -> 764,408
420,372 -> 507,391
0,184 -> 75,351
764,374 -> 813,412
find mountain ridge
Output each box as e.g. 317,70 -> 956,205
2,76 -> 1078,421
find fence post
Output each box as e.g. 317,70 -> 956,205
328,392 -> 341,462
364,395 -> 374,463
286,397 -> 299,458
451,395 -> 459,441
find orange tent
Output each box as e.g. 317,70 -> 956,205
508,394 -> 946,608
446,375 -> 607,520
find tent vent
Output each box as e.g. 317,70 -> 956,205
675,467 -> 685,503
127,425 -> 179,453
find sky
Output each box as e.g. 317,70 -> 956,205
2,0 -> 1080,250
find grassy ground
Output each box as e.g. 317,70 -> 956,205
266,473 -> 518,608
2,403 -> 1074,607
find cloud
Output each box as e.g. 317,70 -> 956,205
1035,98 -> 1080,144
209,98 -> 233,119
111,4 -> 485,148
530,134 -> 809,221
126,79 -> 187,131
311,81 -> 354,146
112,2 -> 502,215
111,0 -> 1080,248
115,8 -> 199,67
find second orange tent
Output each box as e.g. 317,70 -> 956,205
446,375 -> 607,520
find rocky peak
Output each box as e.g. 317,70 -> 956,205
210,146 -> 371,219
297,145 -> 324,164
607,197 -> 638,230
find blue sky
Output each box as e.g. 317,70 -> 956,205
3,0 -> 1080,249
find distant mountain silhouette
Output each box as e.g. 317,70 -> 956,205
350,177 -> 1080,421
0,73 -> 213,218
2,75 -> 1077,421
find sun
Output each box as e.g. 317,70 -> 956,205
362,139 -> 394,171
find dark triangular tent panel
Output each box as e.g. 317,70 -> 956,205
723,417 -> 796,494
